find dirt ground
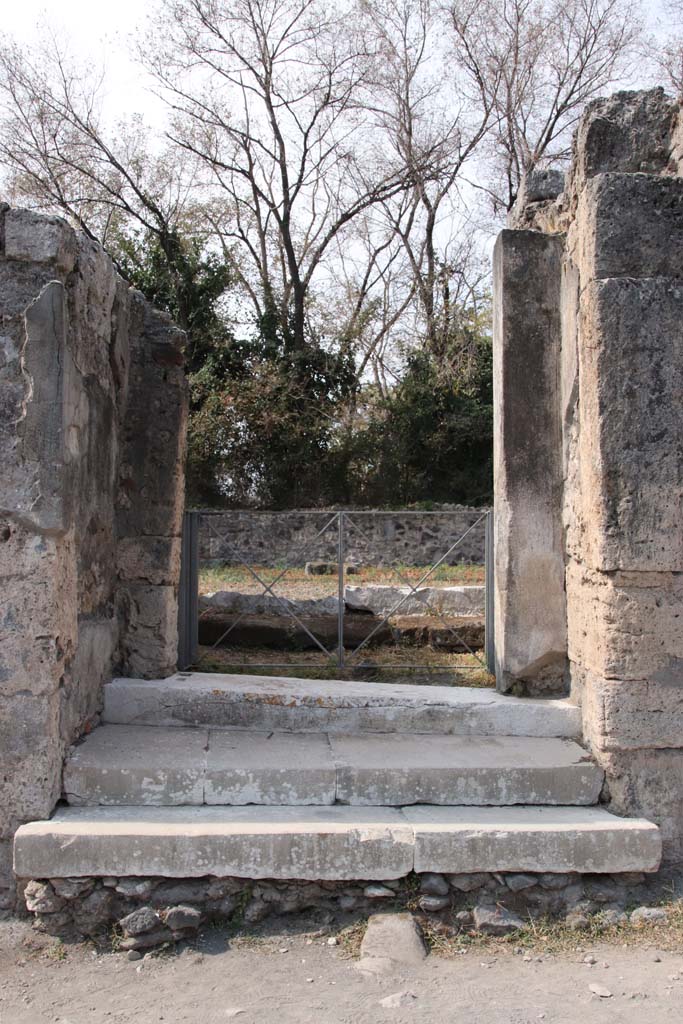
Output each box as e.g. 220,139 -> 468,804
2,915 -> 682,1024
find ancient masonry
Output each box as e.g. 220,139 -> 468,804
494,88 -> 683,860
0,89 -> 682,943
0,206 -> 187,909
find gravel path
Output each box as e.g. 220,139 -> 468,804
2,916 -> 681,1024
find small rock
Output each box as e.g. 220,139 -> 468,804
583,954 -> 597,965
50,878 -> 95,900
120,927 -> 174,952
127,950 -> 143,962
119,906 -> 161,937
504,873 -> 537,893
419,873 -> 449,897
630,906 -> 667,925
24,881 -> 64,915
363,884 -> 395,900
418,895 -> 450,912
338,895 -> 356,912
566,912 -> 590,932
115,879 -> 154,898
454,910 -> 473,927
102,877 -> 118,888
473,906 -> 525,936
379,990 -> 417,1009
327,936 -> 338,946
599,909 -> 628,926
224,1010 -> 246,1019
447,873 -> 490,892
71,889 -> 112,935
589,983 -> 612,999
32,911 -> 73,936
652,954 -> 662,962
243,898 -> 268,923
538,873 -> 573,890
164,905 -> 202,932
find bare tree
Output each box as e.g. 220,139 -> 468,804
447,0 -> 642,212
0,34 -> 207,329
143,0 -> 424,351
651,0 -> 683,96
357,0 -> 496,359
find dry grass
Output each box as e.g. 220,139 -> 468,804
421,898 -> 683,958
193,643 -> 495,687
199,562 -> 485,597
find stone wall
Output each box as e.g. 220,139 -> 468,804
495,89 -> 683,858
199,508 -> 488,568
0,206 -> 187,906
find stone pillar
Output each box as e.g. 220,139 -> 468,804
562,98 -> 683,858
492,229 -> 567,694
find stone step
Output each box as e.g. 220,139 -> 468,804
63,725 -> 604,807
103,673 -> 581,736
14,805 -> 662,881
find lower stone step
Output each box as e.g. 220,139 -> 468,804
14,805 -> 662,881
63,725 -> 604,807
103,673 -> 581,736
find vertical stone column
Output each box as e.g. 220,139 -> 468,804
565,165 -> 683,859
492,229 -> 567,694
115,295 -> 188,679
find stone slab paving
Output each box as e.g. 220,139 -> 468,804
13,804 -> 661,880
404,805 -> 663,875
61,725 -> 602,807
103,673 -> 582,736
64,726 -> 209,806
330,733 -> 604,806
205,730 -> 335,805
13,805 -> 415,880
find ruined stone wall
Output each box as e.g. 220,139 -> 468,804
199,508 -> 488,568
0,207 -> 187,905
495,89 -> 683,858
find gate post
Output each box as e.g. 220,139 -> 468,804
485,510 -> 495,675
177,510 -> 199,671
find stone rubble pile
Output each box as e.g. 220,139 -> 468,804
22,868 -> 677,950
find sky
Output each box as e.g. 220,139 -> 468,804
2,0 -> 165,123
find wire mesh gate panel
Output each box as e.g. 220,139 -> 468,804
178,509 -> 492,681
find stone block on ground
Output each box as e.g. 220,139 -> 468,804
358,913 -> 426,973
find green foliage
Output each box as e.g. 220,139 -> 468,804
335,307 -> 493,506
115,229 -> 492,509
188,319 -> 357,507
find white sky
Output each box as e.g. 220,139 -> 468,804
2,0 -> 675,123
2,0 -> 164,123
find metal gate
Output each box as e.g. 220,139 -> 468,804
178,508 -> 494,680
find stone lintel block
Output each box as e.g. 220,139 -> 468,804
578,278 -> 683,571
116,535 -> 181,587
571,88 -> 678,189
566,561 -> 683,682
4,209 -> 78,274
13,806 -> 415,881
404,805 -> 662,875
578,173 -> 683,281
493,229 -> 567,692
573,664 -> 683,753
